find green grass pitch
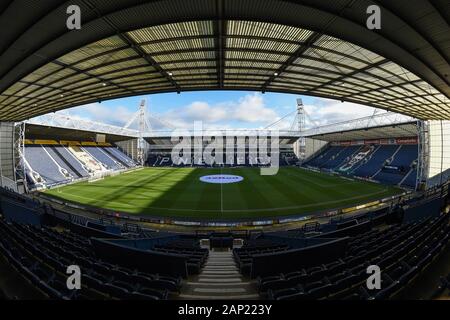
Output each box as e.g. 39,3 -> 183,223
44,167 -> 402,220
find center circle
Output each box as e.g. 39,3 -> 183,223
199,174 -> 244,184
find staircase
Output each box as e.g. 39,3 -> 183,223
179,250 -> 259,300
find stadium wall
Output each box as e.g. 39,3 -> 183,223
303,138 -> 328,161
0,123 -> 18,191
427,120 -> 450,187
115,139 -> 139,162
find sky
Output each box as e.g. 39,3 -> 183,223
49,91 -> 387,131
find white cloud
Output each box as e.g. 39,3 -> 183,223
59,103 -> 135,127
303,98 -> 385,128
54,94 -> 383,131
232,94 -> 278,122
157,93 -> 280,129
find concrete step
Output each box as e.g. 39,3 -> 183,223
203,266 -> 237,270
179,294 -> 259,300
179,249 -> 259,300
187,280 -> 251,285
202,270 -> 240,275
199,274 -> 244,279
193,287 -> 247,294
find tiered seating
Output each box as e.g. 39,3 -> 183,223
0,219 -> 182,300
401,169 -> 417,188
68,146 -> 105,172
53,146 -> 90,177
374,145 -> 418,185
280,152 -> 299,166
44,146 -> 83,179
24,142 -> 138,189
305,146 -> 343,168
105,147 -> 136,168
25,146 -> 71,186
433,272 -> 450,298
233,239 -> 290,275
148,154 -> 173,167
339,146 -> 374,172
352,145 -> 399,178
390,145 -> 418,170
147,152 -> 299,167
322,146 -> 361,169
373,171 -> 405,185
254,215 -> 449,300
304,144 -> 418,188
153,239 -> 208,274
83,147 -> 123,170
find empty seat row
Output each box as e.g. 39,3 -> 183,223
262,214 -> 449,300
0,219 -> 183,300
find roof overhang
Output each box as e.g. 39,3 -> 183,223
144,129 -> 300,145
24,123 -> 136,143
25,112 -> 138,137
0,0 -> 449,121
307,121 -> 418,142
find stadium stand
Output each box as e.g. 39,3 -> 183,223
306,146 -> 342,168
0,212 -> 183,298
373,145 -> 418,185
82,147 -> 123,171
402,169 -> 418,189
105,147 -> 136,168
322,146 -> 362,170
147,151 -> 298,167
339,146 -> 374,172
52,146 -> 90,178
352,145 -> 400,178
255,214 -> 449,300
24,146 -> 71,187
433,272 -> 450,298
24,142 -> 138,189
148,154 -> 173,167
67,146 -> 106,172
304,143 -> 418,188
44,146 -> 83,179
0,182 -> 448,300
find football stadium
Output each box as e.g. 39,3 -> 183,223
0,0 -> 449,308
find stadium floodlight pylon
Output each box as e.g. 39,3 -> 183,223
297,99 -> 306,161
124,99 -> 152,165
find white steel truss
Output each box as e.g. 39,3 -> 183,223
26,113 -> 139,138
300,112 -> 417,137
13,122 -> 26,193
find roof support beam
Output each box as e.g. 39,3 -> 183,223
81,0 -> 180,93
261,32 -> 322,93
372,0 -> 450,66
215,0 -> 226,88
307,59 -> 389,93
3,58 -> 136,108
116,32 -> 181,92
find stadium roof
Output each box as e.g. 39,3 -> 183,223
301,110 -> 417,137
25,123 -> 135,143
0,0 -> 449,121
307,122 -> 418,142
26,112 -> 139,137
